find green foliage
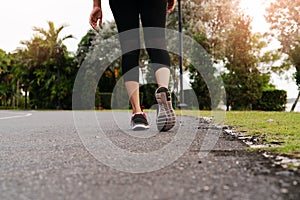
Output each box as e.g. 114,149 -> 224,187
253,90 -> 287,111
167,0 -> 240,60
0,49 -> 9,74
140,62 -> 158,109
0,50 -> 15,108
189,64 -> 212,110
222,15 -> 273,111
266,0 -> 300,111
75,29 -> 97,67
291,43 -> 300,88
91,22 -> 125,109
225,111 -> 300,158
13,21 -> 77,109
1,0 -> 288,111
266,0 -> 300,54
171,1 -> 277,111
140,84 -> 157,109
179,110 -> 300,158
98,92 -> 112,109
294,71 -> 300,88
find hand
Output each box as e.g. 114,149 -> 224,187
167,0 -> 176,14
89,6 -> 102,31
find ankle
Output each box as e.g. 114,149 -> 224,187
132,112 -> 144,116
132,106 -> 143,114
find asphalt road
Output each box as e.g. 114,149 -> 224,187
0,110 -> 299,200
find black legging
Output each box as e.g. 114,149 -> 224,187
109,0 -> 171,82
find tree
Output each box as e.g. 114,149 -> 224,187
75,29 -> 97,67
167,0 -> 241,59
290,43 -> 300,111
165,0 -> 242,109
76,22 -> 128,109
19,21 -> 76,109
10,49 -> 30,109
167,0 -> 280,110
222,16 -> 271,110
0,49 -> 13,107
266,0 -> 300,111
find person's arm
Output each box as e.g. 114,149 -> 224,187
89,0 -> 102,31
167,0 -> 176,14
93,0 -> 101,7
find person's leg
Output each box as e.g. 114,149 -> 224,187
140,0 -> 171,87
140,0 -> 176,131
109,0 -> 149,130
155,67 -> 170,88
109,0 -> 142,114
125,81 -> 142,113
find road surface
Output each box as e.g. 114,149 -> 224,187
0,110 -> 299,200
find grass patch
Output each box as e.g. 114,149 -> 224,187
178,110 -> 300,158
96,109 -> 300,158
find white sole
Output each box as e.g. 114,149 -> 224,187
155,91 -> 176,132
132,124 -> 150,131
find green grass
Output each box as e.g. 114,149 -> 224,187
177,110 -> 300,158
95,109 -> 300,158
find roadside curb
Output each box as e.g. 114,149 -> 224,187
222,125 -> 300,174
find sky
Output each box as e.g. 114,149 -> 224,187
0,0 -> 114,53
0,0 -> 298,99
239,0 -> 298,99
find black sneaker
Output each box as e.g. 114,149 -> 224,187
131,113 -> 150,131
155,87 -> 176,131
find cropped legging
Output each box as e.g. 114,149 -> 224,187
109,0 -> 171,82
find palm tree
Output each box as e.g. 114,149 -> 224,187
20,21 -> 74,109
33,21 -> 73,50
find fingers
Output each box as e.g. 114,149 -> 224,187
89,8 -> 102,31
90,17 -> 102,31
167,0 -> 176,14
89,17 -> 98,31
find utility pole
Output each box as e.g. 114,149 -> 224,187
177,0 -> 187,108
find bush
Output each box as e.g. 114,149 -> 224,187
98,92 -> 112,109
253,89 -> 287,111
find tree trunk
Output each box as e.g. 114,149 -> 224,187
290,90 -> 300,112
226,103 -> 230,111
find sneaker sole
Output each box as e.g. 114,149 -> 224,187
132,124 -> 150,131
155,90 -> 176,132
